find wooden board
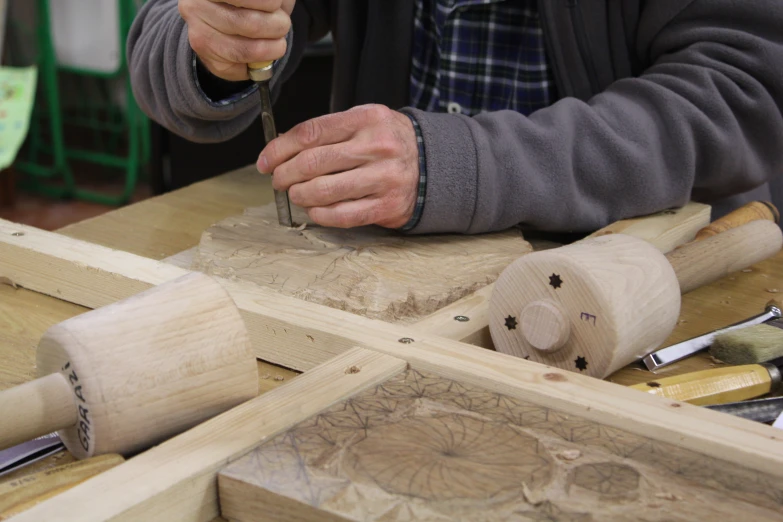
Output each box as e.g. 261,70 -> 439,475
219,366 -> 783,521
191,204 -> 534,324
585,203 -> 711,252
7,348 -> 407,522
12,340 -> 783,522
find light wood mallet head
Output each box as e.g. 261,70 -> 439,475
489,219 -> 783,378
0,272 -> 258,459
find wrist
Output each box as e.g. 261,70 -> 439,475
398,113 -> 428,232
192,53 -> 257,105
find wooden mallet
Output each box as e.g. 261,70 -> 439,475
488,216 -> 783,379
0,272 -> 258,459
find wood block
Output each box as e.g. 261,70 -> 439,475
191,204 -> 533,324
219,367 -> 783,521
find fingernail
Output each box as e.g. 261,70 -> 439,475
258,155 -> 269,174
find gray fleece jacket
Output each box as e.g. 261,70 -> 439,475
127,0 -> 783,235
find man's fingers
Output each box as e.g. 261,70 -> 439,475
271,142 -> 370,190
215,0 -> 284,10
306,198 -> 383,229
198,2 -> 290,39
259,106 -> 389,173
288,169 -> 382,209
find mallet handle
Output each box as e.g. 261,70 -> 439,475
0,373 -> 76,451
694,201 -> 779,241
666,220 -> 783,294
665,219 -> 783,294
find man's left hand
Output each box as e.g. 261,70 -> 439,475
257,104 -> 420,229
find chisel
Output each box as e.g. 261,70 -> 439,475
248,60 -> 293,227
630,355 -> 783,406
706,396 -> 783,424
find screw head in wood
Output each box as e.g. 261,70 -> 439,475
454,316 -> 470,322
398,338 -> 415,344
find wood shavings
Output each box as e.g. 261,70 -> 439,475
274,375 -> 285,381
708,355 -> 725,365
557,449 -> 582,461
261,373 -> 271,380
521,483 -> 546,506
0,276 -> 18,289
766,288 -> 780,294
655,492 -> 682,501
295,223 -> 307,231
742,268 -> 753,273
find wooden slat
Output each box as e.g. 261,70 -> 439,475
3,219 -> 783,480
9,348 -> 407,522
585,202 -> 711,252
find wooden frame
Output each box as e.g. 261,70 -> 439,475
11,203 -> 778,521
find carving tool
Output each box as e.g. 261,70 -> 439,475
0,434 -> 63,478
630,356 -> 783,406
0,272 -> 258,459
705,396 -> 783,424
693,200 -> 779,241
0,453 -> 123,519
249,60 -> 293,227
709,316 -> 783,365
488,219 -> 783,379
642,303 -> 782,371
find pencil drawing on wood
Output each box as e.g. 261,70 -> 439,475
220,369 -> 783,521
192,204 -> 533,323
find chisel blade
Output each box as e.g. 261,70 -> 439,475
249,61 -> 293,228
258,84 -> 293,227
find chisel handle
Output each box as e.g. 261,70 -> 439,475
248,61 -> 274,82
694,201 -> 779,241
0,374 -> 76,451
665,219 -> 783,294
630,364 -> 778,406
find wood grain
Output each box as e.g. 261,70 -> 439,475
57,166 -> 274,260
5,227 -> 783,477
219,368 -> 783,521
8,348 -> 407,522
585,202 -> 711,252
191,203 -> 534,324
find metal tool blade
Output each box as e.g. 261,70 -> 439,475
642,303 -> 783,372
707,396 -> 783,424
257,83 -> 294,227
0,433 -> 64,478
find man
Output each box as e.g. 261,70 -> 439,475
127,1 -> 783,235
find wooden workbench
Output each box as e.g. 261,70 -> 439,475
2,164 -> 783,392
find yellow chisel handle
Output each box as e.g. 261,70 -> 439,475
248,61 -> 274,82
248,61 -> 273,70
629,364 -> 779,406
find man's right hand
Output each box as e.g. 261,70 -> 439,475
179,0 -> 295,82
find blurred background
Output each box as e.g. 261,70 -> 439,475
0,0 -> 333,230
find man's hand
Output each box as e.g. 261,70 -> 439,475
179,0 -> 295,82
258,104 -> 421,229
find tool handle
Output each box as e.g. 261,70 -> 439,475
630,364 -> 775,406
694,201 -> 779,241
248,61 -> 273,69
665,219 -> 783,294
0,454 -> 123,516
0,374 -> 76,451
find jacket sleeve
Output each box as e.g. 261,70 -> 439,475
126,0 -> 331,143
401,0 -> 783,235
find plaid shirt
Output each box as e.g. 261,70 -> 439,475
401,0 -> 554,230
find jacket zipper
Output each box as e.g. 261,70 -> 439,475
567,0 -> 601,94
